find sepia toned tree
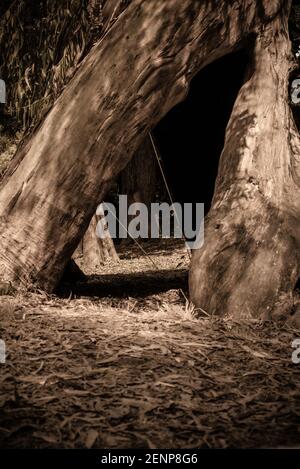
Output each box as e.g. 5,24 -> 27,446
0,0 -> 299,321
0,0 -> 128,269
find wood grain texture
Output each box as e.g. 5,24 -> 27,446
190,0 -> 300,318
0,0 -> 298,321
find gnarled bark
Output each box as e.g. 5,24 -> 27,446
0,0 -> 260,292
0,0 -> 299,321
190,1 -> 300,319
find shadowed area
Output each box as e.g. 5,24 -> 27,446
60,239 -> 190,298
63,269 -> 188,298
153,48 -> 249,213
59,50 -> 250,298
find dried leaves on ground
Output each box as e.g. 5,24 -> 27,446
0,240 -> 300,448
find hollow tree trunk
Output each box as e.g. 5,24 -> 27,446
0,0 -> 298,321
190,1 -> 300,320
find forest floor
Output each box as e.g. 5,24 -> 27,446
1,239 -> 300,449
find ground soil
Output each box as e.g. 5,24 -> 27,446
1,239 -> 300,449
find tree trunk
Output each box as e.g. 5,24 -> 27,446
80,135 -> 158,265
0,0 -> 299,321
190,1 -> 300,320
74,215 -> 104,271
120,135 -> 158,209
119,134 -> 159,241
75,211 -> 119,271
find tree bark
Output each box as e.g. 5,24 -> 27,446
120,135 -> 158,209
75,211 -> 119,271
74,215 -> 105,271
119,134 -> 159,240
79,135 -> 157,265
190,0 -> 300,320
0,0 -> 298,321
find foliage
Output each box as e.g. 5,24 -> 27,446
0,0 -> 108,130
0,127 -> 21,177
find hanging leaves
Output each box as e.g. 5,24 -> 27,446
0,0 -> 106,130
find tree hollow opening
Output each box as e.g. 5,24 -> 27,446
67,49 -> 250,299
153,48 -> 249,214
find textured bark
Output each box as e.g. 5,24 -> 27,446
78,212 -> 119,271
120,136 -> 157,209
0,0 -> 298,321
0,0 -> 260,292
190,0 -> 300,319
75,215 -> 104,271
120,134 -> 159,239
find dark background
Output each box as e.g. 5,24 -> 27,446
154,49 -> 249,213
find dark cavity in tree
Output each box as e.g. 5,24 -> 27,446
153,48 -> 249,214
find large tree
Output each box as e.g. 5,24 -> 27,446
0,0 -> 299,321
